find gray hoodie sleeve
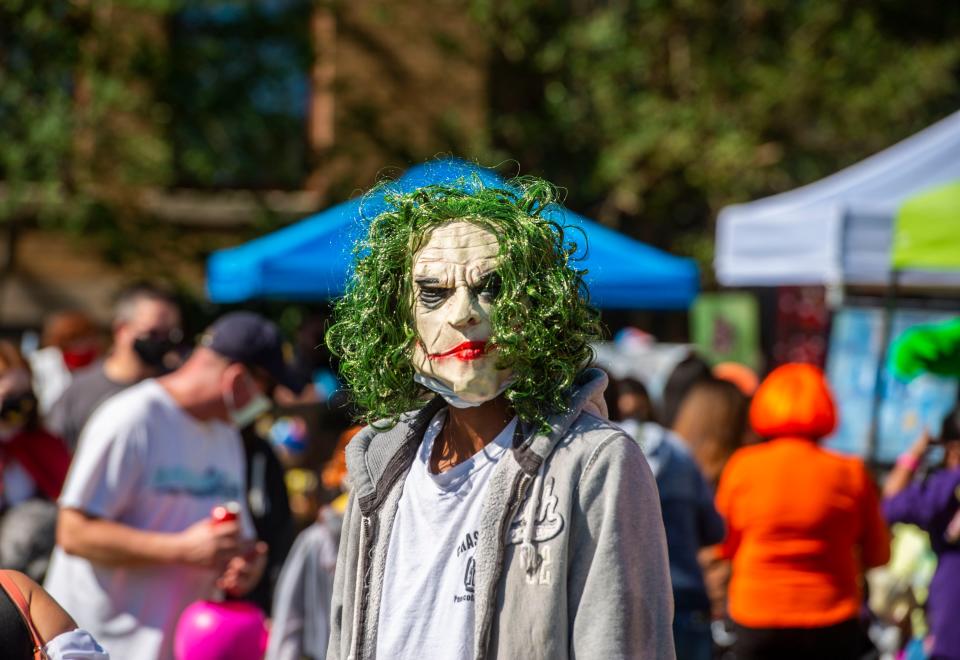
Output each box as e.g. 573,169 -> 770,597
327,493 -> 359,660
567,433 -> 676,660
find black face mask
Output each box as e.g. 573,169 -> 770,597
133,336 -> 175,369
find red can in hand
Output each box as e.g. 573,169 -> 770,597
211,501 -> 240,525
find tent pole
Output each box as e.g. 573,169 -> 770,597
867,269 -> 900,466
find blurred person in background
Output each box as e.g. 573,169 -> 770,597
0,341 -> 72,582
672,377 -> 750,489
883,406 -> 960,660
671,369 -> 751,638
28,311 -> 105,415
44,311 -> 300,660
671,377 -> 750,639
661,353 -> 713,429
235,421 -> 297,614
46,283 -> 182,451
716,363 -> 890,660
610,377 -> 724,660
615,377 -> 655,429
266,425 -> 359,660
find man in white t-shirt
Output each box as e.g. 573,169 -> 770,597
45,312 -> 303,660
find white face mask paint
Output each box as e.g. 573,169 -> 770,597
223,373 -> 272,429
410,221 -> 513,406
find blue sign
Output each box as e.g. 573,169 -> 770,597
824,307 -> 958,462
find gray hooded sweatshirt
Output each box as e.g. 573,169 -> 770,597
328,368 -> 675,660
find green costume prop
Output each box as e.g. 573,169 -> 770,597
889,318 -> 960,381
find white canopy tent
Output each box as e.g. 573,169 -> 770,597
715,110 -> 960,289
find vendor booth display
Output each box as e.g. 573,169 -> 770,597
715,110 -> 960,463
715,110 -> 960,290
772,286 -> 831,367
892,181 -> 960,273
207,159 -> 699,310
824,308 -> 957,463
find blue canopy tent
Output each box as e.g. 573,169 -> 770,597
206,159 -> 699,309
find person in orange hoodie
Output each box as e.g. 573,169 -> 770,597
715,363 -> 890,659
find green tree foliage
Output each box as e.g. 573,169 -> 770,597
472,0 -> 960,271
0,1 -> 85,226
0,0 -> 172,254
165,0 -> 313,189
0,0 -> 310,273
3,0 -> 960,283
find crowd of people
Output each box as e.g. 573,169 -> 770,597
606,355 -> 960,660
0,285 -> 339,659
0,172 -> 957,660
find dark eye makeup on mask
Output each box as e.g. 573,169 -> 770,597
415,272 -> 501,308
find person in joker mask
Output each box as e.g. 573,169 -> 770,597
45,311 -> 302,660
325,170 -> 674,660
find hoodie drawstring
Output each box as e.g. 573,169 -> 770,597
347,515 -> 371,660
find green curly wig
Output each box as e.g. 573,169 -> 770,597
325,172 -> 602,430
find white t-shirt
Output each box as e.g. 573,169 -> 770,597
44,380 -> 253,660
45,629 -> 110,659
376,410 -> 517,660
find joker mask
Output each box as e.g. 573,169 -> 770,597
411,221 -> 512,406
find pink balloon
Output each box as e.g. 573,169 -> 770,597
174,600 -> 268,660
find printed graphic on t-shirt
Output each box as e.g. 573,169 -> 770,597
150,465 -> 243,499
464,557 -> 475,593
453,529 -> 480,603
456,530 -> 480,558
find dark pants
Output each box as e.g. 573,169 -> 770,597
733,619 -> 860,660
673,609 -> 713,660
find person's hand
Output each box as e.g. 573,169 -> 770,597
174,519 -> 241,570
216,541 -> 268,597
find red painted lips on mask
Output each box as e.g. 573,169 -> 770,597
427,341 -> 488,361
